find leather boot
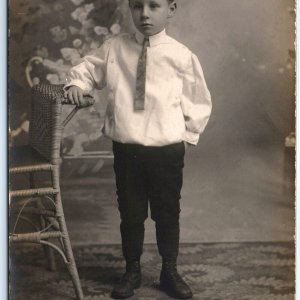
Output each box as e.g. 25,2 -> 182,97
160,260 -> 193,299
111,261 -> 141,299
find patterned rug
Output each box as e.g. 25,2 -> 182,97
10,242 -> 294,300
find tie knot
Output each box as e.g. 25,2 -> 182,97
143,38 -> 150,48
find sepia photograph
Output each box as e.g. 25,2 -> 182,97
9,0 -> 295,299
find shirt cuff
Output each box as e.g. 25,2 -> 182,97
184,130 -> 200,146
64,80 -> 90,93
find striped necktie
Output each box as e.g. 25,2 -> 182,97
134,38 -> 150,111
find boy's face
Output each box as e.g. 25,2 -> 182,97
129,0 -> 176,37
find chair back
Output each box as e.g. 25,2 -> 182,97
29,84 -> 65,164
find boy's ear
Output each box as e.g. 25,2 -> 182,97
168,2 -> 177,18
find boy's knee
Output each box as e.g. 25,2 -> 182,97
120,211 -> 148,226
151,207 -> 180,226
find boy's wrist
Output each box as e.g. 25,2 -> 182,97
64,80 -> 89,94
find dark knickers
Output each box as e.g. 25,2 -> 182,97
113,141 -> 185,261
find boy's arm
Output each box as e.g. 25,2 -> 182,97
181,53 -> 212,146
64,39 -> 112,93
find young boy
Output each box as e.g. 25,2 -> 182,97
65,0 -> 212,298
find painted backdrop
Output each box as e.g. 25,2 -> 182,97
9,0 -> 130,157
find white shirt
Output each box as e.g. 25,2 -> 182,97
65,29 -> 212,146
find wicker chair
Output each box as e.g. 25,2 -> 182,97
9,84 -> 95,300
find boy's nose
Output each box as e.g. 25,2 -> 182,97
141,6 -> 149,18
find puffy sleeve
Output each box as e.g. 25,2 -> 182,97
64,39 -> 112,93
181,52 -> 212,145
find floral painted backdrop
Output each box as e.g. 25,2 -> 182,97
9,0 -> 129,158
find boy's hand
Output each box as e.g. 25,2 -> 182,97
65,86 -> 87,106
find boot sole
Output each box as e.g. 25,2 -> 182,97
111,281 -> 141,299
159,282 -> 193,299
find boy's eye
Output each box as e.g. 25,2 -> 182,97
149,2 -> 160,9
130,1 -> 161,10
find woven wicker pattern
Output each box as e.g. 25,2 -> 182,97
29,84 -> 64,163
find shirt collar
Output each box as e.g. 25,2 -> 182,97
135,29 -> 167,47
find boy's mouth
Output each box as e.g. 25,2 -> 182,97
141,23 -> 152,27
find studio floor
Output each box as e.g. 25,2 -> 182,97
10,241 -> 294,300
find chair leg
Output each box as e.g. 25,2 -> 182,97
55,193 -> 84,300
37,201 -> 57,271
52,167 -> 83,300
40,216 -> 57,271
